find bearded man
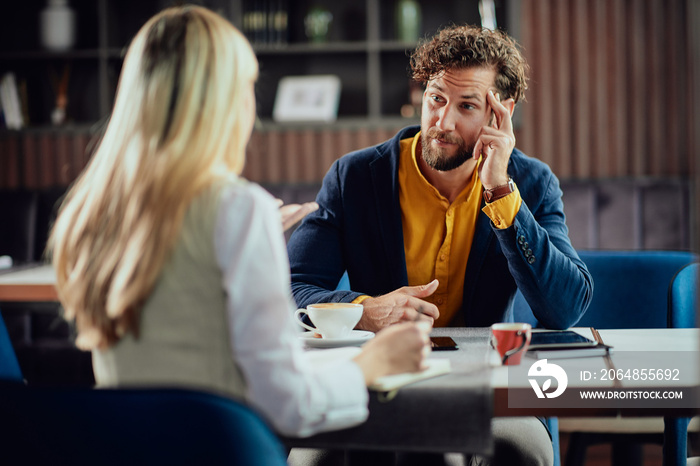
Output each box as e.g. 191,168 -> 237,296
287,24 -> 592,466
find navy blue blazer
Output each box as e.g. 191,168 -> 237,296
288,126 -> 592,329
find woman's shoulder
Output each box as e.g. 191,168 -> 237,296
217,177 -> 277,211
186,177 -> 278,229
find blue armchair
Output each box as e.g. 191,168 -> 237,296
668,262 -> 698,329
665,262 -> 699,466
0,385 -> 288,465
513,250 -> 698,329
0,310 -> 23,383
513,250 -> 698,466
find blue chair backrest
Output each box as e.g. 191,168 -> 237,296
336,271 -> 351,290
668,262 -> 698,329
513,250 -> 698,329
0,386 -> 288,466
0,310 -> 22,382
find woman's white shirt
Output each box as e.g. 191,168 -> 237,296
214,182 -> 368,437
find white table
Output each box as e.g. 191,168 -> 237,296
489,328 -> 700,417
2,266 -> 698,460
0,264 -> 57,302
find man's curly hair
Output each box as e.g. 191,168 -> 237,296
410,24 -> 529,103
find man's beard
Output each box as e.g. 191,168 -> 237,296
421,128 -> 474,172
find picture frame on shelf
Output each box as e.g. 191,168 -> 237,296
272,75 -> 341,123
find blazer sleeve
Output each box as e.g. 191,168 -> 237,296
287,160 -> 366,308
493,169 -> 592,329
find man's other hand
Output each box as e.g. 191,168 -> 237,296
278,200 -> 319,231
357,280 -> 440,332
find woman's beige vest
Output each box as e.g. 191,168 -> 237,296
92,184 -> 246,399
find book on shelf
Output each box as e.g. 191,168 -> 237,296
17,78 -> 29,127
0,73 -> 24,130
243,0 -> 288,45
268,0 -> 289,44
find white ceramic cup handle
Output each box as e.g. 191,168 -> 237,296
294,309 -> 317,333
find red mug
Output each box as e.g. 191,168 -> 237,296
491,323 -> 532,365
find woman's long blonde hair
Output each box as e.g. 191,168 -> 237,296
48,6 -> 258,350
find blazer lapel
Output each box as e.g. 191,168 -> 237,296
369,150 -> 408,288
461,210 -> 494,317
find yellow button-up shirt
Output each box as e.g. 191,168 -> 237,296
398,132 -> 522,326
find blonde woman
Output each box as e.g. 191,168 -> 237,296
49,5 -> 431,438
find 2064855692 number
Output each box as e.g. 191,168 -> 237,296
598,368 -> 680,381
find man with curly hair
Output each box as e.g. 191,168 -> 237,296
288,24 -> 592,465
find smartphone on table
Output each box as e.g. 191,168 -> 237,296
430,336 -> 459,351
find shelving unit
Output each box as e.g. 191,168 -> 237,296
0,0 -> 507,189
1,0 -> 506,127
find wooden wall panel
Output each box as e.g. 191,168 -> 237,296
38,133 -> 54,189
0,133 -> 21,189
242,125 -> 405,184
553,0 -> 572,178
71,133 -> 90,181
608,0 -> 627,177
54,133 -> 71,186
21,134 -> 38,189
0,129 -> 96,190
517,0 -> 693,179
0,125 -> 406,189
628,0 -> 646,175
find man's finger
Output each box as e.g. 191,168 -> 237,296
491,92 -> 500,128
408,298 -> 440,319
488,92 -> 516,135
473,137 -> 483,160
418,312 -> 436,325
403,279 -> 439,298
297,201 -> 319,218
488,90 -> 515,130
401,306 -> 438,323
500,98 -> 515,133
474,119 -> 502,160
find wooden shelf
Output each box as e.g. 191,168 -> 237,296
0,0 -> 504,127
256,116 -> 419,131
0,0 -> 507,188
253,41 -> 370,55
0,50 -> 102,60
252,41 -> 419,55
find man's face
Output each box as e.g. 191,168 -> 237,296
420,67 -> 498,172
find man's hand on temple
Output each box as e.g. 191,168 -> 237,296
356,280 -> 440,332
475,90 -> 516,189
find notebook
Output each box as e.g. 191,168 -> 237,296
369,359 -> 451,391
304,347 -> 451,391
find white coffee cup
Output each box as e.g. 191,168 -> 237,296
294,303 -> 363,339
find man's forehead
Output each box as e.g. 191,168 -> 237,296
427,67 -> 497,95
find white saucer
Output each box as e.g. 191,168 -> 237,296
299,330 -> 375,348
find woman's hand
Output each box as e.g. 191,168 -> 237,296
278,200 -> 319,231
352,321 -> 432,385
